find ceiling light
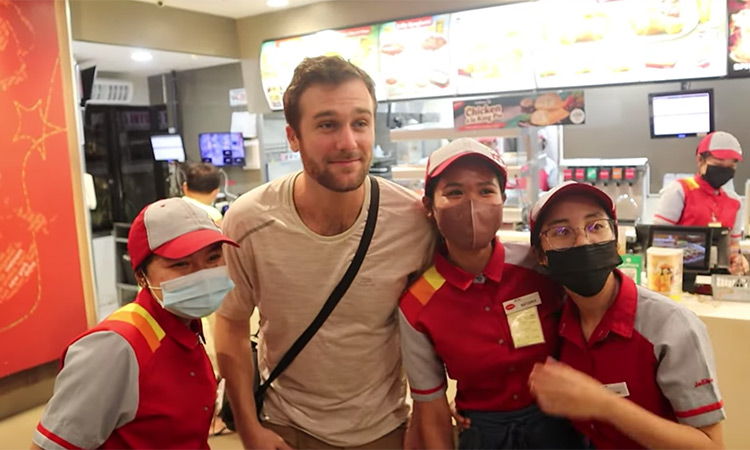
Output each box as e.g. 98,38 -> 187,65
131,50 -> 153,62
266,0 -> 289,7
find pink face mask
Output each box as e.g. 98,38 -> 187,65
433,200 -> 503,250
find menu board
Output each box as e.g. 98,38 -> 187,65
451,3 -> 537,95
534,0 -> 726,88
728,0 -> 750,77
260,37 -> 312,110
257,0 -> 729,109
308,26 -> 382,96
378,15 -> 454,100
453,91 -> 586,131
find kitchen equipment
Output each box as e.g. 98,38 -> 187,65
558,158 -> 649,224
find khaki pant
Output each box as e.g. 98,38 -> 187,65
263,422 -> 406,450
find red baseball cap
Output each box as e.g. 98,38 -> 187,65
425,138 -> 507,192
128,198 -> 238,271
696,131 -> 743,161
529,181 -> 616,246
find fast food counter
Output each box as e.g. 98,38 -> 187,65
495,230 -> 750,448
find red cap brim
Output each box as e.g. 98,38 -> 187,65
708,150 -> 743,162
153,228 -> 239,260
427,153 -> 508,190
530,182 -> 616,243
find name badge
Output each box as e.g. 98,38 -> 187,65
503,293 -> 545,348
604,382 -> 630,397
708,222 -> 722,228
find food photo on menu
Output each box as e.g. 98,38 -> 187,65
729,0 -> 750,74
378,14 -> 453,100
451,3 -> 537,94
533,0 -> 726,87
453,91 -> 586,131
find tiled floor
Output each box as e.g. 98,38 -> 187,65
0,405 -> 243,449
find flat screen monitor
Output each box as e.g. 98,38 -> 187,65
150,134 -> 186,162
648,225 -> 711,272
648,89 -> 714,139
199,132 -> 245,166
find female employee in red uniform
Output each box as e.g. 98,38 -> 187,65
32,198 -> 238,450
654,131 -> 748,274
399,138 -> 583,449
528,182 -> 725,449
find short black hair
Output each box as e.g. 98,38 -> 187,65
184,162 -> 221,194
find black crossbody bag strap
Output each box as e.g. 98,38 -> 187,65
254,176 -> 380,412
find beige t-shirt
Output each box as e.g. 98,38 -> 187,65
217,172 -> 434,447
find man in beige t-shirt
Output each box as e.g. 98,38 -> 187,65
214,56 -> 433,449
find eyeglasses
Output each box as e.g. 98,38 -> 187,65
541,218 -> 616,251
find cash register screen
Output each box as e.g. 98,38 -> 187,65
649,227 -> 711,271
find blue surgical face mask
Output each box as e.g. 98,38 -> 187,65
146,266 -> 235,319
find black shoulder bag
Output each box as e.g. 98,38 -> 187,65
220,177 -> 380,429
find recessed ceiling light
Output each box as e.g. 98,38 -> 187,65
266,0 -> 289,7
131,50 -> 153,62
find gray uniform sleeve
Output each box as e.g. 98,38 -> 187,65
33,332 -> 139,450
653,181 -> 685,225
398,310 -> 446,402
655,309 -> 725,428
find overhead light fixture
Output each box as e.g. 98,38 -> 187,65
266,0 -> 289,7
131,50 -> 153,62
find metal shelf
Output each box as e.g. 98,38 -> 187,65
390,125 -> 520,142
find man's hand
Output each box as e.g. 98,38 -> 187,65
529,358 -> 614,421
245,425 -> 294,450
730,252 -> 749,275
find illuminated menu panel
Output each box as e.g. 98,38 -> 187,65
257,0 -> 728,110
378,15 -> 454,100
259,37 -> 312,110
533,0 -> 726,88
451,3 -> 537,95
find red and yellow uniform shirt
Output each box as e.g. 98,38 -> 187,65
559,271 -> 724,449
33,289 -> 216,449
654,175 -> 742,240
399,239 -> 564,411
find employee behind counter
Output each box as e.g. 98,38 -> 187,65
653,131 -> 749,274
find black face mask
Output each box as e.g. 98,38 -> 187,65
544,240 -> 622,297
702,165 -> 735,190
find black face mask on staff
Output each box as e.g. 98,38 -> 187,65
702,164 -> 735,190
544,240 -> 623,297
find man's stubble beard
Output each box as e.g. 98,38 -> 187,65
299,146 -> 372,193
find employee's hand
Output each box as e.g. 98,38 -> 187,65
403,415 -> 422,450
246,426 -> 293,450
529,357 -> 615,421
730,253 -> 749,275
450,400 -> 471,431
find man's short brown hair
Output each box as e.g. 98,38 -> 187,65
283,55 -> 377,134
184,162 -> 221,194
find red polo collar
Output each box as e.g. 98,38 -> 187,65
434,237 -> 505,291
559,270 -> 637,347
136,289 -> 204,349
